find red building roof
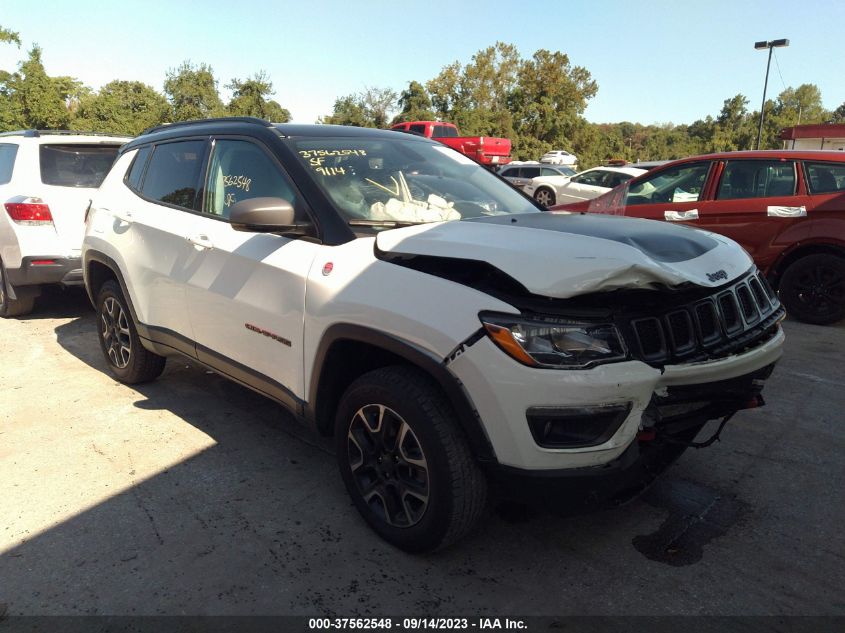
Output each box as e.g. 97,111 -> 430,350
780,123 -> 845,140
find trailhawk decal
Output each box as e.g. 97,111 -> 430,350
245,323 -> 292,347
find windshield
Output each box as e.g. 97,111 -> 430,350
292,137 -> 537,226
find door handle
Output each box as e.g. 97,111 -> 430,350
112,209 -> 133,223
664,209 -> 699,222
187,234 -> 213,250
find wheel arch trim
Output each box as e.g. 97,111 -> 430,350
308,323 -> 497,463
83,250 -> 150,340
768,240 -> 845,286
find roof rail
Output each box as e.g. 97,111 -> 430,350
140,116 -> 272,136
0,129 -> 131,138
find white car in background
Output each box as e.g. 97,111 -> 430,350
0,130 -> 128,316
497,162 -> 576,189
540,150 -> 578,166
525,166 -> 646,208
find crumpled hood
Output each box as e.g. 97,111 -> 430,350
374,212 -> 753,299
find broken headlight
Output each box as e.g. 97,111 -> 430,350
480,313 -> 628,369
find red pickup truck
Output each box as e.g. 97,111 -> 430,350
391,121 -> 512,167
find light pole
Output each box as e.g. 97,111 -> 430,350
754,38 -> 789,150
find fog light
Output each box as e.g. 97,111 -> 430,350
526,403 -> 632,448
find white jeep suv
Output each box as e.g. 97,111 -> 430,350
82,117 -> 785,552
0,130 -> 128,316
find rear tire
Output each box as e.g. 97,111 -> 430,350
335,365 -> 487,553
533,187 -> 556,208
0,259 -> 35,318
96,280 -> 165,383
778,253 -> 845,325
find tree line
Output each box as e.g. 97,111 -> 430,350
2,29 -> 844,168
323,42 -> 845,168
0,26 -> 290,136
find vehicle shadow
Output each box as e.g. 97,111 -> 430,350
20,285 -> 93,320
3,309 -> 829,616
0,311 -> 654,614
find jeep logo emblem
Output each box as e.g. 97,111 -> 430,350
706,269 -> 728,282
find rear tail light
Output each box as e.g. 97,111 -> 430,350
5,200 -> 54,225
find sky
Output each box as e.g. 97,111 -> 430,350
1,0 -> 844,127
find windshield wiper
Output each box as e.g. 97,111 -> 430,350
348,219 -> 424,228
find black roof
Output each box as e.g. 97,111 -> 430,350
273,123 -> 414,140
122,116 -> 427,153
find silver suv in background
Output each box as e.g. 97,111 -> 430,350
497,162 -> 576,189
0,130 -> 128,317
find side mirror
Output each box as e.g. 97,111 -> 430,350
229,197 -> 310,235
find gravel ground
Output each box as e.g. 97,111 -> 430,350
1,287 -> 843,616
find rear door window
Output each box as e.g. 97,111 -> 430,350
804,161 -> 845,194
521,166 -> 541,178
39,144 -> 120,188
141,140 -> 207,210
572,170 -> 607,186
605,172 -> 635,188
717,160 -> 796,199
0,143 -> 18,184
409,124 -> 426,135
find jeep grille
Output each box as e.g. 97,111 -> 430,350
626,272 -> 783,366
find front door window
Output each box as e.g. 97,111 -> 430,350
625,162 -> 711,205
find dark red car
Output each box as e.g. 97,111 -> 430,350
553,150 -> 845,324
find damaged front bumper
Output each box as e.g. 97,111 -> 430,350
480,361 -> 777,508
448,323 -> 785,475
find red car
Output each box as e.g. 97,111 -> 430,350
553,150 -> 845,324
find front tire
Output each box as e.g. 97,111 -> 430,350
533,187 -> 556,208
96,280 -> 165,383
0,259 -> 35,318
778,254 -> 845,325
335,366 -> 487,553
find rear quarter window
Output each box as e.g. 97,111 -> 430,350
125,145 -> 152,192
0,144 -> 18,185
40,144 -> 121,188
805,161 -> 845,194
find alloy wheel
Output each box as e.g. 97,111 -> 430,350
101,297 -> 132,369
791,262 -> 845,316
535,189 -> 554,207
347,404 -> 430,528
